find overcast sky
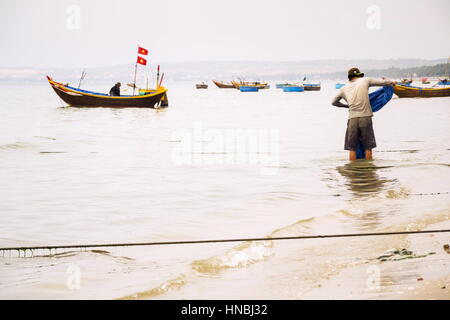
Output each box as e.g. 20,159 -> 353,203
1,0 -> 449,68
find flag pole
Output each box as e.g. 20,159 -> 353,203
156,65 -> 160,89
132,63 -> 137,95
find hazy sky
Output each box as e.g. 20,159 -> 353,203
1,0 -> 449,68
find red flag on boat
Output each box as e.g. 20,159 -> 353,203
137,56 -> 147,66
138,46 -> 148,55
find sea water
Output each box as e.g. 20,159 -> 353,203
0,81 -> 449,299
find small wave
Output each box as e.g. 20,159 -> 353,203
0,142 -> 34,150
192,240 -> 273,274
119,274 -> 188,300
39,151 -> 67,154
33,136 -> 56,141
384,187 -> 411,199
24,248 -> 135,262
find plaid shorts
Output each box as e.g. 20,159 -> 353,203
344,116 -> 377,151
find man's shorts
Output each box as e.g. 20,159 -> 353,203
344,116 -> 376,151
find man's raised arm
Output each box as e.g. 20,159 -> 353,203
331,92 -> 348,108
368,78 -> 396,87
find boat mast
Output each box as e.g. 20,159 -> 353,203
132,63 -> 137,95
447,56 -> 449,79
78,69 -> 86,89
156,65 -> 160,89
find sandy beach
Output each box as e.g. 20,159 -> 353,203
301,220 -> 450,299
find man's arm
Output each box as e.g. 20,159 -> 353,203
368,77 -> 396,87
331,92 -> 349,108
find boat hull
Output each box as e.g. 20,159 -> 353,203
393,84 -> 450,98
283,86 -> 304,92
212,80 -> 235,88
304,84 -> 321,91
232,81 -> 269,90
47,77 -> 168,108
239,86 -> 259,92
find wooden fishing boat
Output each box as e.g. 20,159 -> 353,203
196,82 -> 208,89
47,76 -> 168,108
421,77 -> 430,84
393,84 -> 450,98
303,83 -> 321,91
231,80 -> 269,90
212,80 -> 235,88
335,83 -> 345,89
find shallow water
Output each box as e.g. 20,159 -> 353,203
0,81 -> 449,299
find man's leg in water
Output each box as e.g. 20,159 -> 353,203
365,149 -> 372,160
349,150 -> 357,161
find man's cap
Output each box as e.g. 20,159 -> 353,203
348,67 -> 364,77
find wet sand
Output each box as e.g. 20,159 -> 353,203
300,220 -> 450,299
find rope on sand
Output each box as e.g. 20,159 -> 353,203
1,229 -> 450,257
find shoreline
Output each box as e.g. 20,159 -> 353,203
300,220 -> 450,300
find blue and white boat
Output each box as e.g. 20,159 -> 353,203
335,83 -> 345,89
282,85 -> 304,92
239,86 -> 259,92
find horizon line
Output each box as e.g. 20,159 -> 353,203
1,57 -> 448,70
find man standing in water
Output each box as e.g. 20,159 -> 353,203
332,67 -> 396,160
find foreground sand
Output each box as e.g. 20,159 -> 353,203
301,220 -> 450,299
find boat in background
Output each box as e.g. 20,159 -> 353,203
335,83 -> 345,89
303,83 -> 321,91
232,80 -> 269,90
394,84 -> 450,98
196,82 -> 208,89
282,85 -> 304,92
399,78 -> 413,86
438,79 -> 449,86
47,76 -> 168,108
276,83 -> 291,89
212,80 -> 235,88
239,86 -> 259,92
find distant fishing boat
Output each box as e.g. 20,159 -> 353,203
335,83 -> 345,89
46,76 -> 168,108
393,84 -> 450,98
212,80 -> 235,88
239,86 -> 259,92
438,79 -> 449,86
232,80 -> 269,90
399,79 -> 413,86
421,77 -> 430,84
282,85 -> 304,92
196,82 -> 208,89
276,83 -> 291,89
303,83 -> 321,91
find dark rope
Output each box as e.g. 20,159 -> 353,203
410,191 -> 450,196
1,229 -> 449,252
